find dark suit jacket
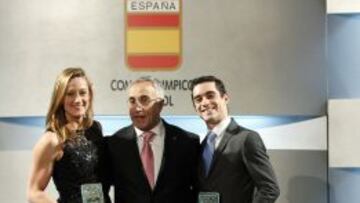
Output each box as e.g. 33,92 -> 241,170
199,118 -> 280,203
107,120 -> 200,203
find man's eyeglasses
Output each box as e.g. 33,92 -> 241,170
128,95 -> 162,107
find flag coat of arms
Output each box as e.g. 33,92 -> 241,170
125,0 -> 182,70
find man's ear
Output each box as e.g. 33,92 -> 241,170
158,98 -> 165,107
155,99 -> 165,113
223,93 -> 229,103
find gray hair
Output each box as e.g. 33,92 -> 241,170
129,76 -> 165,99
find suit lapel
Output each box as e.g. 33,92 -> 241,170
206,119 -> 240,177
154,121 -> 177,191
199,138 -> 207,177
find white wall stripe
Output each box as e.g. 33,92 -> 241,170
258,116 -> 327,150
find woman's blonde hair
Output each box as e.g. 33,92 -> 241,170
46,67 -> 94,141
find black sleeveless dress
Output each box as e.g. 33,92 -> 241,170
52,121 -> 111,203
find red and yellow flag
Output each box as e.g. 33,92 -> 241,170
125,0 -> 181,70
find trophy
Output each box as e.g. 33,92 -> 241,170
198,192 -> 220,203
81,183 -> 104,203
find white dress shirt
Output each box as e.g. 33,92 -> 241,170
209,116 -> 231,149
134,121 -> 165,184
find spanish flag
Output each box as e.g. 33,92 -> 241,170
125,0 -> 181,70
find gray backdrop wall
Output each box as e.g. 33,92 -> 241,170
0,0 -> 326,116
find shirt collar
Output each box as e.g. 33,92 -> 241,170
135,120 -> 164,138
210,116 -> 231,137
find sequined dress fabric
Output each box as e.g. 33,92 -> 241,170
52,122 -> 109,203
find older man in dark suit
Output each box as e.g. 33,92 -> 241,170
190,75 -> 280,203
107,76 -> 199,203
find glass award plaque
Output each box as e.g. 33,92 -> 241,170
81,183 -> 104,203
198,192 -> 220,203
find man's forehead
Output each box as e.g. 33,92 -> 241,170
193,82 -> 217,94
193,90 -> 217,97
129,82 -> 156,96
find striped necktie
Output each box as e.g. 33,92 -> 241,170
141,131 -> 155,188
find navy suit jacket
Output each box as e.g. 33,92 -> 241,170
107,120 -> 200,203
198,118 -> 280,203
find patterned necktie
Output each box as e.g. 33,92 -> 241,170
202,131 -> 217,176
141,131 -> 155,188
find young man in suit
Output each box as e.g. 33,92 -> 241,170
107,76 -> 199,203
190,75 -> 280,203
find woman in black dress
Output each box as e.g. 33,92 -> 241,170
27,67 -> 110,203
